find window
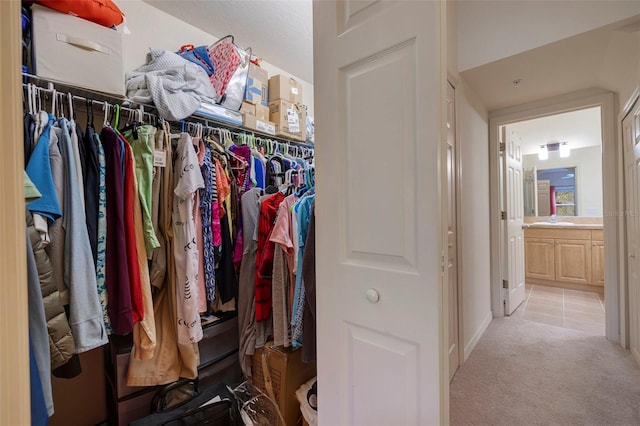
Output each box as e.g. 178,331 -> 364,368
554,185 -> 575,216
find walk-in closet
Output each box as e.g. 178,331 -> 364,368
18,1 -> 317,424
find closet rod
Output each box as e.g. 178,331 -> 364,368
21,73 -> 315,151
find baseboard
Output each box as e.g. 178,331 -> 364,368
463,312 -> 492,363
632,347 -> 640,367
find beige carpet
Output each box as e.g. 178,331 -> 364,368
450,318 -> 640,426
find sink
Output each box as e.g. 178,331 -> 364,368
532,222 -> 575,226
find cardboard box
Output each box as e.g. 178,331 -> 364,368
269,99 -> 307,141
243,114 -> 276,136
31,4 -> 125,95
244,63 -> 269,106
252,342 -> 317,426
268,75 -> 303,104
255,104 -> 270,121
240,101 -> 256,116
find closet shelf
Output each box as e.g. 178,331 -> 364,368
22,73 -> 314,149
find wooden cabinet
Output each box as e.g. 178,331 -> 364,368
591,230 -> 605,286
524,238 -> 555,281
524,227 -> 604,289
554,239 -> 592,284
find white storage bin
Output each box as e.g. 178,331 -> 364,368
31,4 -> 125,95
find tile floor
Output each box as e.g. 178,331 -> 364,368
512,284 -> 605,336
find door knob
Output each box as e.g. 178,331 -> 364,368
366,288 -> 380,303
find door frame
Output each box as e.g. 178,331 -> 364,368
447,77 -> 465,375
620,86 -> 640,350
0,0 -> 31,424
488,89 -> 622,344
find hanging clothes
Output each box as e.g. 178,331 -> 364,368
237,187 -> 262,377
101,126 -> 134,335
269,194 -> 299,347
291,193 -> 315,348
95,132 -> 111,333
301,202 -> 316,362
55,118 -> 107,352
127,125 -> 200,385
199,142 -> 216,303
122,138 -> 145,324
26,231 -> 54,419
255,191 -> 285,321
149,126 -> 169,289
172,133 -> 205,344
26,211 -> 75,368
78,122 -> 100,264
123,125 -> 161,255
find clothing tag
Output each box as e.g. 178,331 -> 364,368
287,108 -> 300,133
291,87 -> 299,95
154,149 -> 167,167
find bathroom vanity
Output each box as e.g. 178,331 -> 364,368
524,223 -> 604,293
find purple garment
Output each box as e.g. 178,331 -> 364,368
229,145 -> 253,191
100,127 -> 133,335
229,145 -> 253,263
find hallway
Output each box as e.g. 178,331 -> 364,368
450,317 -> 640,425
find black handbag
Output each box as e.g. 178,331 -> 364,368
130,379 -> 239,426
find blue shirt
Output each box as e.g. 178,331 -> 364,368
26,114 -> 61,221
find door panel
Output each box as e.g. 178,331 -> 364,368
592,241 -> 605,287
313,1 -> 446,424
446,82 -> 459,381
554,239 -> 592,284
524,238 -> 555,281
537,180 -> 551,216
503,128 -> 526,314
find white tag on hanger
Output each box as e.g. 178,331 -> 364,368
287,108 -> 300,133
154,149 -> 167,167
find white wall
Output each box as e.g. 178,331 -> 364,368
448,0 -> 493,361
522,146 -> 604,217
457,0 -> 640,72
458,83 -> 493,358
597,28 -> 640,111
118,0 -> 315,115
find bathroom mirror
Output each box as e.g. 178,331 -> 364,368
522,147 -> 602,217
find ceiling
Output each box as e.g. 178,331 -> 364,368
507,107 -> 602,156
461,15 -> 640,111
457,0 -> 640,72
143,0 -> 314,83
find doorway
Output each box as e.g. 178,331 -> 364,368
489,91 -> 622,342
505,107 -> 606,335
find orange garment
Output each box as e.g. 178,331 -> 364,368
131,156 -> 156,360
215,158 -> 230,217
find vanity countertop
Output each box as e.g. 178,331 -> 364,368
526,223 -> 603,230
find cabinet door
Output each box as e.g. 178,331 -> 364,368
592,241 -> 605,286
555,239 -> 592,284
525,238 -> 555,281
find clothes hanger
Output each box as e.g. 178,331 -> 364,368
50,88 -> 57,117
67,93 -> 75,122
103,102 -> 111,128
86,99 -> 95,130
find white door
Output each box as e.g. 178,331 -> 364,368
446,82 -> 460,381
313,1 -> 446,424
623,98 -> 640,362
502,128 -> 526,315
